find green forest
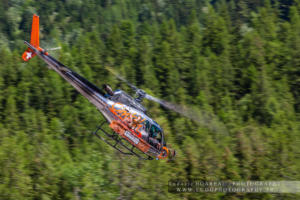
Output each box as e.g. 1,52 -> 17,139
0,0 -> 300,199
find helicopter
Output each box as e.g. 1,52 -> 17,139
22,14 -> 176,160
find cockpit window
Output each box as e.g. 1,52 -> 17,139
144,121 -> 163,142
150,124 -> 161,138
146,123 -> 163,149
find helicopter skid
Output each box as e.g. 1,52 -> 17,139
93,121 -> 153,160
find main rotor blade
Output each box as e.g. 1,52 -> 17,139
145,94 -> 227,134
105,66 -> 138,91
105,67 -> 228,134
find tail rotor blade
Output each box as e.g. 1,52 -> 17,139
48,47 -> 61,51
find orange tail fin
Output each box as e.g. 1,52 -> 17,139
22,14 -> 39,61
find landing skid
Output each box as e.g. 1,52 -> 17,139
93,121 -> 153,160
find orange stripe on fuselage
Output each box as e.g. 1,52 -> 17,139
110,103 -> 144,138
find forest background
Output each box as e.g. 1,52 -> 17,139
0,0 -> 300,199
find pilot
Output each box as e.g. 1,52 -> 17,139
148,125 -> 161,149
103,84 -> 124,101
103,84 -> 114,97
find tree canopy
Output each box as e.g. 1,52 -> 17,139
0,0 -> 299,199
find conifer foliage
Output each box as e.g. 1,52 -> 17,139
0,0 -> 299,199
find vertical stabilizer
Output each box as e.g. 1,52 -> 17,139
30,14 -> 39,48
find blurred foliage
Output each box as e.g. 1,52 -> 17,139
0,0 -> 300,199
